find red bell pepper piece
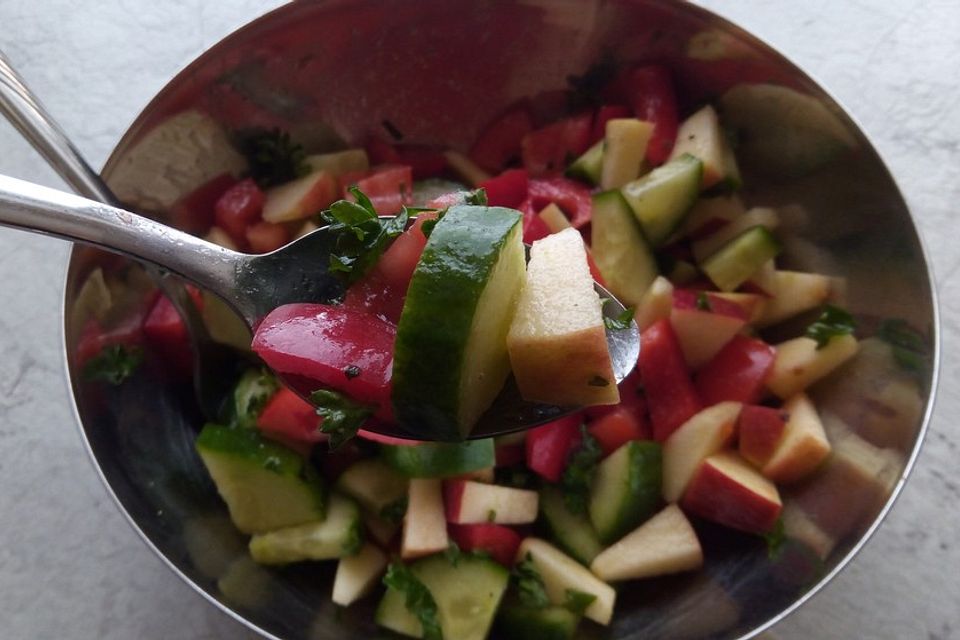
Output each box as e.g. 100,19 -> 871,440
251,303 -> 396,421
620,65 -> 679,166
521,113 -> 592,176
342,165 -> 414,215
170,173 -> 236,235
469,107 -> 535,173
694,335 -> 776,405
143,286 -> 205,376
525,413 -> 584,482
245,221 -> 289,254
588,406 -> 650,458
527,177 -> 592,229
257,387 -> 325,444
448,523 -> 523,567
590,105 -> 631,144
638,319 -> 702,442
479,169 -> 529,208
517,198 -> 551,244
214,178 -> 266,247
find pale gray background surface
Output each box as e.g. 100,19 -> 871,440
0,1 -> 956,638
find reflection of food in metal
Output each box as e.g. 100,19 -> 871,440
720,84 -> 858,178
106,110 -> 247,213
685,28 -> 757,61
217,556 -> 278,610
182,513 -> 248,581
662,573 -> 741,640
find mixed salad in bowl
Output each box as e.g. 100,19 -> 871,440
72,60 -> 928,640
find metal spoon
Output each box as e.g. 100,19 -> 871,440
0,173 -> 639,438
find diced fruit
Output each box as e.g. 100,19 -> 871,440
507,228 -> 618,407
694,335 -> 776,405
701,226 -> 782,292
638,319 -> 703,442
494,432 -> 527,467
762,393 -> 831,483
525,414 -> 584,482
620,154 -> 702,247
256,387 -> 324,444
601,118 -> 653,189
681,451 -> 782,534
196,423 -> 326,534
670,290 -> 748,369
495,600 -> 580,640
171,173 -> 236,234
449,523 -> 523,566
262,170 -> 337,223
617,65 -> 679,165
522,113 -> 592,175
332,542 -> 388,606
249,493 -> 362,564
469,107 -> 535,172
205,226 -> 238,250
304,148 -> 369,175
344,164 -> 414,215
590,104 -> 632,143
539,486 -> 603,565
393,205 -> 525,440
668,105 -> 738,189
537,203 -> 571,233
756,271 -> 832,327
376,554 -> 509,640
709,291 -> 767,323
527,177 -> 593,229
143,286 -> 205,375
587,406 -> 650,457
252,304 -> 395,420
766,334 -> 859,399
444,480 -> 539,525
692,206 -> 780,263
444,150 -> 491,186
590,190 -> 659,306
566,140 -> 604,185
634,275 -> 674,330
590,504 -> 702,581
738,405 -> 788,467
336,458 -> 409,517
401,478 -> 449,560
661,402 -> 740,502
679,195 -> 745,240
515,538 -> 616,625
480,169 -> 529,208
214,178 -> 265,245
245,221 -> 289,253
382,439 -> 496,478
589,441 -> 662,544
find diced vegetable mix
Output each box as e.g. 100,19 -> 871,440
71,61 -> 931,639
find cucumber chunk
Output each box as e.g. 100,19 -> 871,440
495,599 -> 580,640
393,205 -> 525,440
701,225 -> 782,292
195,423 -> 325,535
589,440 -> 663,545
591,190 -> 659,306
248,493 -> 362,565
381,439 -> 496,478
540,486 -> 603,565
376,554 -> 510,640
620,154 -> 702,247
336,458 -> 409,517
566,140 -> 604,185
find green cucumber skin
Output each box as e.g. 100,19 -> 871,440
380,439 -> 495,478
540,486 -> 604,566
590,441 -> 663,545
495,601 -> 580,640
701,225 -> 782,292
566,140 -> 604,185
196,422 -> 301,473
621,154 -> 703,247
392,205 -> 522,441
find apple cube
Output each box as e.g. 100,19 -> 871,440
692,206 -> 779,263
679,195 -> 746,240
635,275 -> 674,331
738,405 -> 788,467
766,334 -> 859,399
444,480 -> 538,525
537,202 -> 572,233
332,543 -> 388,606
668,105 -> 735,189
508,228 -> 619,406
756,271 -> 832,328
401,478 -> 449,560
761,393 -> 831,484
516,538 -> 616,625
662,401 -> 741,503
681,450 -> 782,534
709,292 -> 767,324
670,290 -> 748,368
590,504 -> 703,581
262,169 -> 338,223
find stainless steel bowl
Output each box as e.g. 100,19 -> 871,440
62,1 -> 939,639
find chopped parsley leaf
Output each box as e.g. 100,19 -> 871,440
561,426 -> 602,516
82,344 -> 144,386
310,389 -> 375,450
805,305 -> 856,349
877,318 -> 928,373
231,368 -> 279,428
696,292 -> 712,312
236,128 -> 309,188
380,497 -> 408,525
763,517 -> 787,560
514,553 -> 549,609
563,589 -> 597,615
383,563 -> 442,640
602,301 -> 635,331
444,541 -> 461,566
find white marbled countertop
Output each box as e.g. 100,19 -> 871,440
0,1 -> 957,638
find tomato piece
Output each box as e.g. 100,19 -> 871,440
521,113 -> 592,176
170,173 -> 236,234
525,413 -> 584,482
469,107 -> 534,172
251,303 -> 396,421
587,406 -> 650,458
527,177 -> 592,229
479,169 -> 529,208
448,523 -> 523,567
619,65 -> 679,166
638,319 -> 702,442
245,221 -> 289,253
590,105 -> 631,144
694,335 -> 776,405
143,286 -> 204,376
257,387 -> 325,444
517,197 -> 551,244
343,165 -> 413,215
214,178 -> 266,246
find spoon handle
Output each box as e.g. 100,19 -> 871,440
0,174 -> 240,300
